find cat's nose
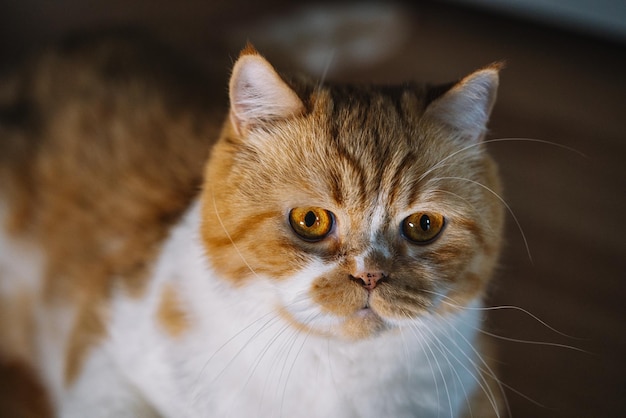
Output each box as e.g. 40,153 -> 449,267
350,271 -> 387,291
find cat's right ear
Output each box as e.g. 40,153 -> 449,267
228,45 -> 305,136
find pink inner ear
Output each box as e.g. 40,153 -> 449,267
228,54 -> 304,135
425,68 -> 499,142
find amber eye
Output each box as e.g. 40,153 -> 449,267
401,212 -> 445,244
289,207 -> 334,242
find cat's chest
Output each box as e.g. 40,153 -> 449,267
170,307 -> 478,418
106,203 -> 482,418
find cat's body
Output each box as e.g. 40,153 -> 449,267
0,36 -> 504,417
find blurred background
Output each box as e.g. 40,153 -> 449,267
1,1 -> 624,416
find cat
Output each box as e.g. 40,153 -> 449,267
0,34 -> 505,417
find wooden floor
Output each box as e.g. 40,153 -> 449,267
1,1 -> 624,417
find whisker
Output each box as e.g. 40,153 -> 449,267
417,144 -> 481,185
192,308 -> 279,401
485,137 -> 587,158
472,306 -> 579,339
420,137 -> 586,187
210,187 -> 262,279
202,308 -> 289,393
421,319 -> 476,418
415,136 -> 587,266
428,188 -> 498,237
477,328 -> 589,353
422,289 -> 583,340
490,379 -> 551,409
435,176 -> 532,263
315,48 -> 335,93
243,320 -> 292,389
436,303 -> 587,412
279,313 -> 319,418
259,322 -> 307,414
196,304 -> 308,402
226,307 -> 319,416
398,325 -> 413,381
431,312 -> 509,417
414,315 -> 498,418
404,314 -> 452,416
425,290 -> 588,352
401,314 -> 441,411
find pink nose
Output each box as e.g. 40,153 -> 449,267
351,271 -> 386,290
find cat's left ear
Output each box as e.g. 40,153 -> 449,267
229,45 -> 305,136
423,63 -> 502,142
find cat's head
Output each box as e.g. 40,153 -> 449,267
200,46 -> 504,339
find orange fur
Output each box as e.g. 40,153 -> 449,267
0,34 -> 224,386
239,41 -> 260,57
157,283 -> 191,338
200,55 -> 503,343
1,39 -> 504,416
64,302 -> 108,385
0,290 -> 35,365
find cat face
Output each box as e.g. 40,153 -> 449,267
200,47 -> 503,339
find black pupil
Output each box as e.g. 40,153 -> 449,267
419,214 -> 431,231
304,211 -> 317,228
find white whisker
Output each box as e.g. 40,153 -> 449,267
210,187 -> 262,279
485,137 -> 587,158
478,329 -> 589,353
316,49 -> 335,93
404,314 -> 452,416
193,308 -> 279,401
429,188 -> 499,238
435,176 -> 532,263
431,312 -> 508,417
211,313 -> 282,385
279,313 -> 319,418
420,137 -> 586,188
424,290 -> 583,340
401,314 -> 441,411
414,315 -> 495,418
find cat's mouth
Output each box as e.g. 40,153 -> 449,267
355,306 -> 378,320
355,295 -> 383,319
353,291 -> 383,318
358,294 -> 379,315
353,296 -> 373,315
342,305 -> 386,339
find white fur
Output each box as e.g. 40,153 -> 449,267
0,198 -> 43,295
97,201 -> 486,417
2,198 -> 488,417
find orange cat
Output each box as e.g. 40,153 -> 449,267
0,35 -> 504,417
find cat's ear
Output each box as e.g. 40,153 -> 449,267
228,44 -> 305,136
424,63 -> 502,142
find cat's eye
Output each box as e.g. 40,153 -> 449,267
289,207 -> 334,242
401,212 -> 445,244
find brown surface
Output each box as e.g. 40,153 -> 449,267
0,359 -> 52,418
1,1 -> 624,417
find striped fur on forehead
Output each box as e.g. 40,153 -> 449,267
221,78 -> 476,213
202,79 -> 499,284
316,84 -> 424,203
307,82 -> 489,211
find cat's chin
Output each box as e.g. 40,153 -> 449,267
280,304 -> 392,340
338,307 -> 390,340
